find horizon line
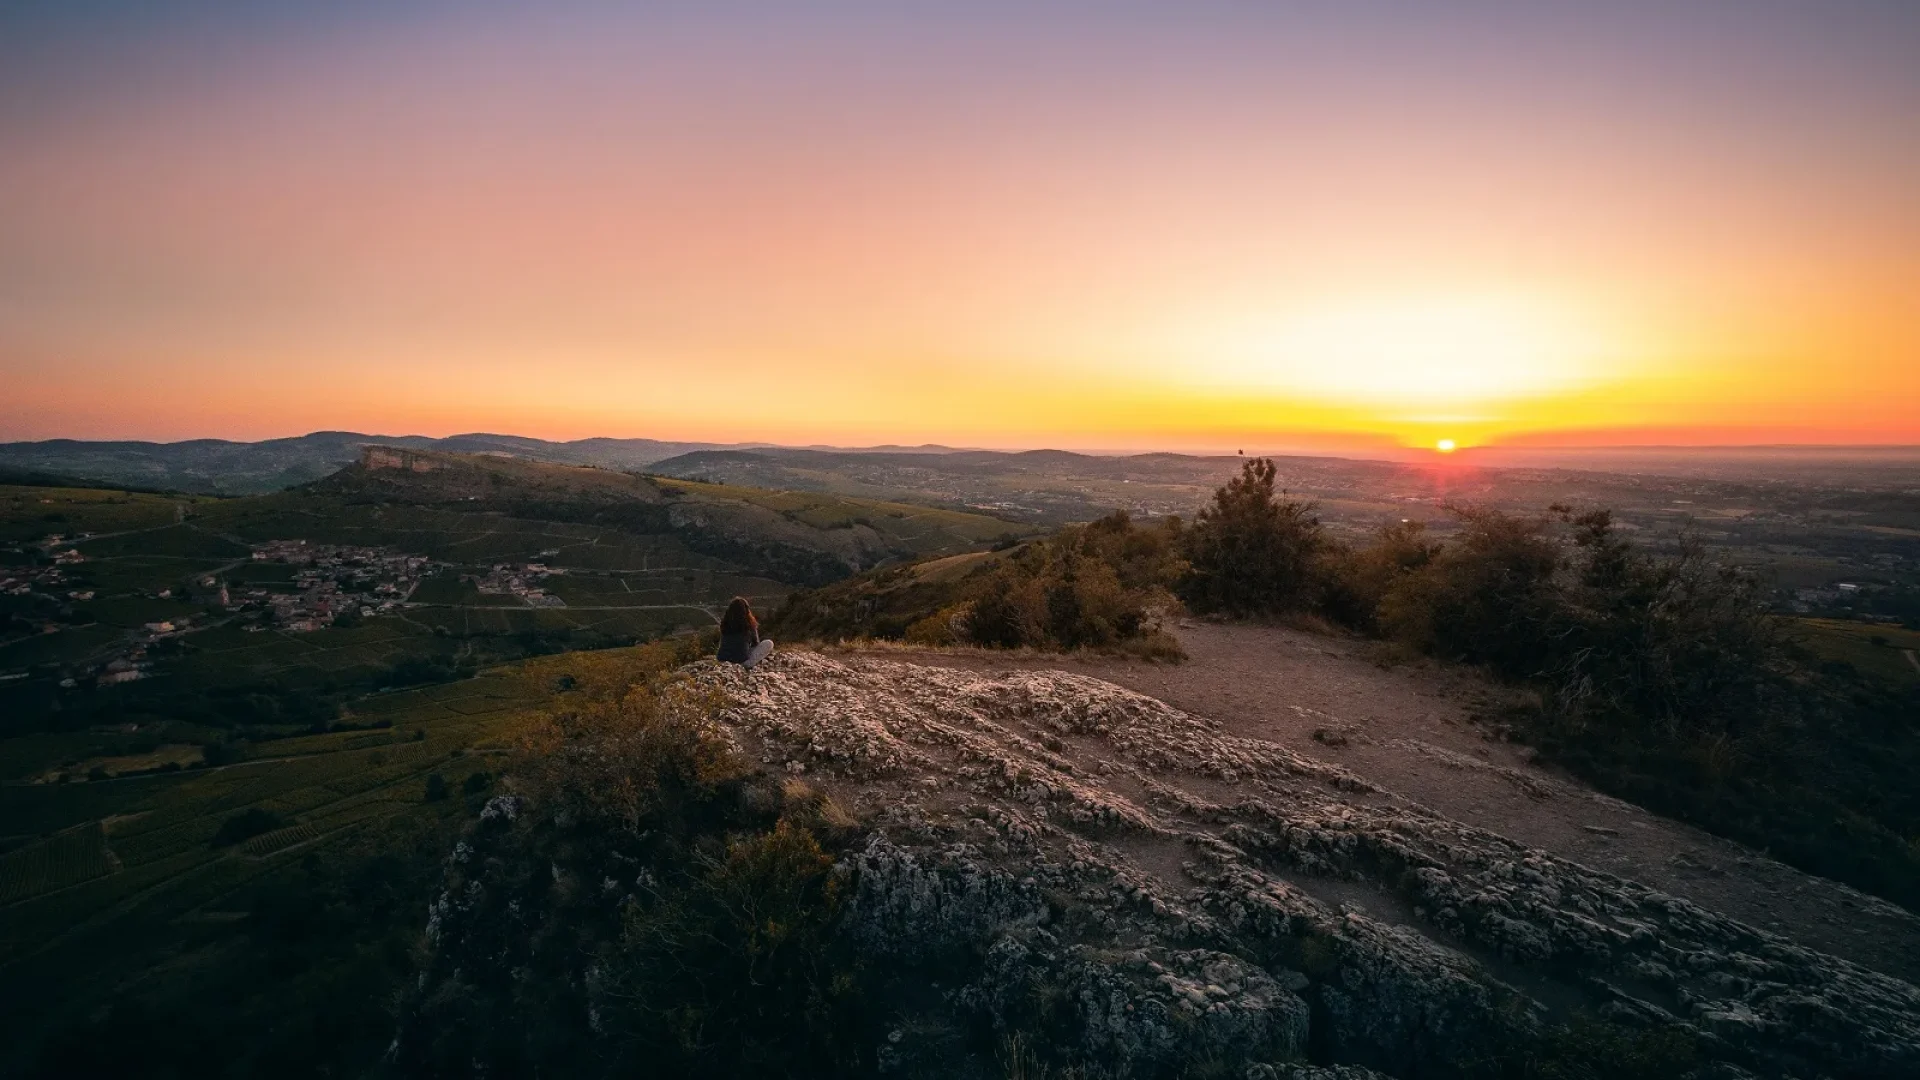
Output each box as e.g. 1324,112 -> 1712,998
4,428 -> 1920,459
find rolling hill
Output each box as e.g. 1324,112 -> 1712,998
0,431 -> 747,495
310,446 -> 1030,585
1,450 -> 1032,734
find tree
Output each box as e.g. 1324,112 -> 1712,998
1378,506 -> 1563,678
1177,458 -> 1327,616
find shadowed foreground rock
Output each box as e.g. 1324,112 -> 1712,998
416,651 -> 1920,1078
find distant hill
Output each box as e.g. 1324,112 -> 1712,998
0,463 -> 182,495
0,431 -> 747,495
644,445 -> 1378,525
0,432 -> 1085,498
311,446 -> 1033,585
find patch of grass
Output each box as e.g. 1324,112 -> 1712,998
0,485 -> 192,544
1799,618 -> 1920,687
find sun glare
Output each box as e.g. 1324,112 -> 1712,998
1435,438 -> 1457,453
1182,292 -> 1611,416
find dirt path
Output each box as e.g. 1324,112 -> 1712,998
849,621 -> 1920,983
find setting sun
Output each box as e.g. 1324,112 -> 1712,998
1,2 -> 1916,454
1436,439 -> 1457,453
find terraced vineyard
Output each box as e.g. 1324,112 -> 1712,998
0,821 -> 117,904
0,678 -> 512,964
0,645 -> 665,1074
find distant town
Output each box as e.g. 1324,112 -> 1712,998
2,533 -> 582,688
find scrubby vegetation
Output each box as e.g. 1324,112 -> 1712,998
391,637 -> 877,1076
785,454 -> 1920,910
772,511 -> 1187,658
1183,459 -> 1920,911
1177,457 -> 1329,618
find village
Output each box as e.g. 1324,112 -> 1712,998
465,557 -> 568,608
3,538 -> 450,688
0,549 -> 90,601
242,540 -> 439,631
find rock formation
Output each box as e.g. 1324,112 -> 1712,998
420,651 -> 1920,1077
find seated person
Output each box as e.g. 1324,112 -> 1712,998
716,596 -> 774,670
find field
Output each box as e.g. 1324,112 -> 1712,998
0,484 -> 201,544
0,647 -> 635,1073
1799,618 -> 1920,687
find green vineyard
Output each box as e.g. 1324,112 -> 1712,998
0,822 -> 116,904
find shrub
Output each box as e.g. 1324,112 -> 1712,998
958,512 -> 1183,652
212,808 -> 287,847
770,510 -> 1185,657
1378,506 -> 1563,678
1318,518 -> 1440,632
606,822 -> 863,1074
1307,503 -> 1920,908
1177,458 -> 1326,617
516,679 -> 744,835
394,648 -> 877,1078
1548,510 -> 1796,738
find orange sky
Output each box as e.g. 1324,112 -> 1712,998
2,4 -> 1917,452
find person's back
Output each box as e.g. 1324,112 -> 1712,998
716,596 -> 774,670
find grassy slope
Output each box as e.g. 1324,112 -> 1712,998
1798,618 -> 1920,687
0,484 -> 204,544
766,546 -> 1017,643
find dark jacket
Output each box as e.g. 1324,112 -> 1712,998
716,625 -> 759,665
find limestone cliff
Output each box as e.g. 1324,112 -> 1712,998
361,445 -> 446,472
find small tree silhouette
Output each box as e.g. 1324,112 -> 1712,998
1178,458 -> 1326,616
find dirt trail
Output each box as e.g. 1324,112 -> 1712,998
853,621 -> 1920,983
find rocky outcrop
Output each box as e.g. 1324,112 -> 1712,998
702,652 -> 1920,1078
412,650 -> 1920,1077
361,445 -> 444,472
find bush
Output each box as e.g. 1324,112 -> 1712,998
517,686 -> 743,834
606,822 -> 863,1074
1318,518 -> 1440,632
212,808 -> 288,847
1306,503 -> 1920,909
1548,510 -> 1795,737
1177,458 -> 1327,617
1377,506 -> 1563,678
771,511 -> 1186,658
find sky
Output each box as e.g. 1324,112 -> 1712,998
3,1 -> 1918,453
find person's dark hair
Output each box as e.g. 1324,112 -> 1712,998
719,596 -> 756,635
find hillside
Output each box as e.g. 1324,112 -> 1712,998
1,453 -> 1028,738
317,446 -> 1030,584
409,648 -> 1920,1078
0,646 -> 634,1078
0,431 -> 742,495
